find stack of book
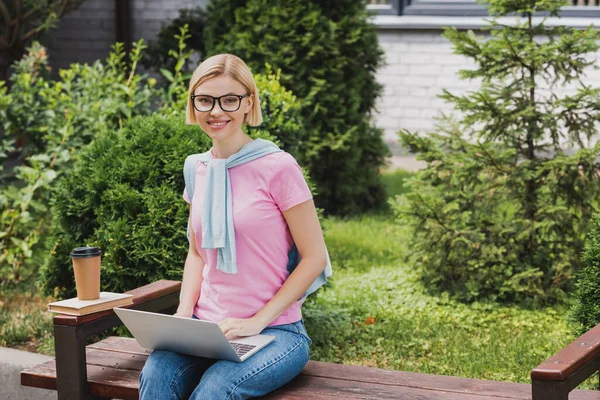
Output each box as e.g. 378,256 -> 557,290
48,292 -> 134,316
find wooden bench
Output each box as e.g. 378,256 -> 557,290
20,280 -> 600,399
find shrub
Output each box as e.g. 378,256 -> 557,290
393,0 -> 600,304
39,115 -> 207,298
40,70 -> 307,298
570,214 -> 600,336
204,0 -> 389,215
141,7 -> 205,74
247,66 -> 304,158
0,41 -> 156,286
2,41 -> 154,163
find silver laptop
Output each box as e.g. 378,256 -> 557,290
114,308 -> 275,362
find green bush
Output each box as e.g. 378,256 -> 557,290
2,41 -> 154,164
40,69 -> 308,298
141,7 -> 205,74
0,41 -> 156,286
204,0 -> 389,215
247,67 -> 304,158
40,115 -> 207,297
393,0 -> 600,304
570,214 -> 600,336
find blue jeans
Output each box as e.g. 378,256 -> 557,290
138,319 -> 311,400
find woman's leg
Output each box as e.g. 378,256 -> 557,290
189,320 -> 311,400
139,349 -> 215,400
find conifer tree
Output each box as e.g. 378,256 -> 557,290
396,0 -> 600,303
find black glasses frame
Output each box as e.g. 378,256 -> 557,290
190,94 -> 250,112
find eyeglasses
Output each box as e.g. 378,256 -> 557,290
190,94 -> 250,112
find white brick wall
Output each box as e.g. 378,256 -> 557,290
42,5 -> 600,153
375,30 -> 480,145
374,28 -> 600,150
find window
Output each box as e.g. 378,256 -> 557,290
366,0 -> 410,16
571,0 -> 600,5
367,0 -> 600,17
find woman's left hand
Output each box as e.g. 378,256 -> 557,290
218,317 -> 268,340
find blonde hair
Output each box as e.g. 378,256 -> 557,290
186,54 -> 263,126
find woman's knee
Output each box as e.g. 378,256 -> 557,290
139,350 -> 209,400
190,336 -> 310,400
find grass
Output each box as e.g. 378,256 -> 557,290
304,169 -> 577,384
0,168 -> 585,386
0,282 -> 55,355
304,232 -> 573,383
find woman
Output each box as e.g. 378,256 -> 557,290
139,53 -> 329,399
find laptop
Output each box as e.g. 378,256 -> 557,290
113,308 -> 275,362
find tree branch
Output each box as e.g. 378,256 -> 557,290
476,141 -> 511,175
414,193 -> 463,237
0,1 -> 12,50
58,0 -> 68,17
9,0 -> 22,48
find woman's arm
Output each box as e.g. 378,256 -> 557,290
175,203 -> 206,317
219,199 -> 327,337
253,199 -> 327,324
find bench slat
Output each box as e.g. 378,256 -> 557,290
85,338 -> 580,400
20,359 -> 57,391
88,336 -> 150,355
86,348 -> 147,371
302,361 -> 534,399
20,357 -> 520,400
22,336 -> 600,400
84,338 -> 533,399
266,374 -> 515,400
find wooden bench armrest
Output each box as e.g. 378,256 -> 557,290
50,279 -> 181,400
53,279 -> 181,330
531,322 -> 600,399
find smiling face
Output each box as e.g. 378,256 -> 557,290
191,75 -> 253,143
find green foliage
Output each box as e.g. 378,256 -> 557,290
483,0 -> 563,16
203,0 -> 248,53
0,282 -> 54,354
570,213 -> 600,336
247,66 -> 304,158
0,0 -> 85,80
156,24 -> 195,115
0,41 -> 156,286
303,213 -> 573,383
141,7 -> 205,73
392,0 -> 600,304
3,41 -> 154,162
204,0 -> 389,215
382,168 -> 414,200
1,26 -> 307,292
4,168 -> 582,384
40,70 -> 307,298
0,306 -> 53,351
39,115 -> 207,298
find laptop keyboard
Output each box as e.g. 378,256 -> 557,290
230,342 -> 257,357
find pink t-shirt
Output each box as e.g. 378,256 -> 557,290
183,151 -> 313,326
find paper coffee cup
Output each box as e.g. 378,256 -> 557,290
70,247 -> 103,300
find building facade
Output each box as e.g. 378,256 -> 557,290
45,0 -> 600,153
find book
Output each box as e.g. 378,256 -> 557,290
48,292 -> 134,316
